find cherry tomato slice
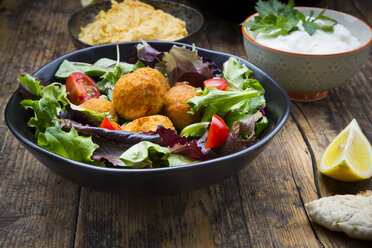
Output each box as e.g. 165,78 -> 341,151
203,78 -> 227,91
100,117 -> 123,131
205,114 -> 229,149
66,72 -> 100,105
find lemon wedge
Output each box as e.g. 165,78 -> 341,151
319,119 -> 372,181
81,0 -> 99,7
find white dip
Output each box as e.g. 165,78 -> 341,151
248,19 -> 361,54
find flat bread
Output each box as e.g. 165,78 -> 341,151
305,191 -> 372,240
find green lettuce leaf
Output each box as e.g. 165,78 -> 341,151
119,141 -> 196,168
180,122 -> 209,138
37,126 -> 99,163
69,104 -> 108,125
21,97 -> 62,136
40,83 -> 70,105
18,74 -> 43,96
94,58 -> 145,73
119,141 -> 170,168
54,60 -> 109,79
187,87 -> 258,117
255,115 -> 268,137
224,94 -> 265,128
223,57 -> 253,89
93,58 -> 117,68
168,154 -> 197,167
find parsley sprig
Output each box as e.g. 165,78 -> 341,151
242,0 -> 337,36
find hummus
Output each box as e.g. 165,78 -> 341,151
78,0 -> 188,45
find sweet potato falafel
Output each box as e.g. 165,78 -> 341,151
113,67 -> 167,120
79,98 -> 118,121
123,115 -> 175,133
163,82 -> 201,130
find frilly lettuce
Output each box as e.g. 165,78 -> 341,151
20,80 -> 69,136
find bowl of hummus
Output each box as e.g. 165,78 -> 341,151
68,0 -> 204,48
242,2 -> 372,101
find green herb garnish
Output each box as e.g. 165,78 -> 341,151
241,0 -> 337,36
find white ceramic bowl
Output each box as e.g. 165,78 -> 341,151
242,7 -> 372,101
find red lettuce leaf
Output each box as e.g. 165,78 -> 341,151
175,72 -> 205,88
170,140 -> 210,161
232,111 -> 263,139
146,126 -> 213,161
132,42 -> 164,67
144,125 -> 188,147
60,120 -> 161,148
213,132 -> 245,157
203,58 -> 222,78
132,43 -> 221,88
165,46 -> 219,86
91,138 -> 127,167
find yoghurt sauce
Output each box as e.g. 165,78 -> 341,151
247,19 -> 361,54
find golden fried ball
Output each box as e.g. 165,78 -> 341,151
133,67 -> 170,92
163,82 -> 201,130
123,115 -> 175,133
113,68 -> 167,120
79,98 -> 118,121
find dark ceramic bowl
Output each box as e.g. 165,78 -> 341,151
68,0 -> 204,49
5,41 -> 290,196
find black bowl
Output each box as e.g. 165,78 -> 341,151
5,41 -> 290,196
68,0 -> 204,49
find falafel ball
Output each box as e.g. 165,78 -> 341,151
123,115 -> 175,133
133,67 -> 170,92
113,68 -> 167,120
79,98 -> 118,121
163,82 -> 201,130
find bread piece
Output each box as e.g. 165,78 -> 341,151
357,190 -> 372,197
338,205 -> 372,240
305,191 -> 372,240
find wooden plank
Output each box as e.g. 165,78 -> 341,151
237,118 -> 321,247
74,188 -> 219,247
0,0 -> 80,247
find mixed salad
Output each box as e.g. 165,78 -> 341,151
18,42 -> 267,169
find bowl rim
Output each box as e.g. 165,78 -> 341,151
242,6 -> 372,56
5,41 -> 290,175
68,0 -> 204,48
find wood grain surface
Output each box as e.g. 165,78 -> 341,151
0,0 -> 371,247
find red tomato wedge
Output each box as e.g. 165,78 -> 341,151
205,115 -> 229,149
203,78 -> 227,91
100,117 -> 123,131
66,72 -> 100,105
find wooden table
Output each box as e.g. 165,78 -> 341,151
0,0 -> 371,247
